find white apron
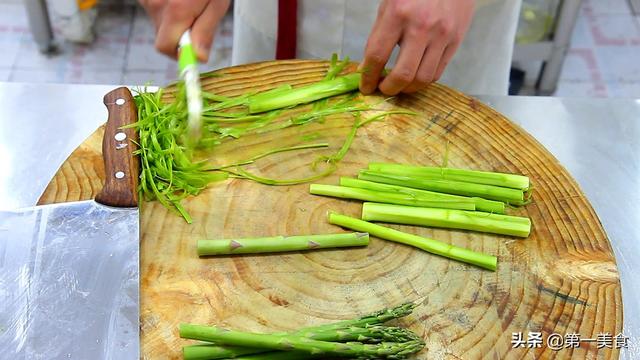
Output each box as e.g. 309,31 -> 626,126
232,0 -> 521,96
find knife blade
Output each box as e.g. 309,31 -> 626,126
178,30 -> 203,145
0,87 -> 140,359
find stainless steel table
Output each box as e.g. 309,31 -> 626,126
0,82 -> 638,358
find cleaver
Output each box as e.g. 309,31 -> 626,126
0,87 -> 140,359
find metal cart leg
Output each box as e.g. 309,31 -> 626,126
537,0 -> 582,95
630,0 -> 640,15
24,0 -> 56,54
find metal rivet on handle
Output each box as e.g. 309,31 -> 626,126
114,132 -> 126,141
115,171 -> 125,179
115,98 -> 125,105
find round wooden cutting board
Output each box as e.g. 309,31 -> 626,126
39,60 -> 622,359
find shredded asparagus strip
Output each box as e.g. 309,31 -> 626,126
131,56 -> 416,222
248,73 -> 361,114
204,143 -> 330,171
328,212 -> 497,271
128,88 -> 229,223
361,202 -> 531,237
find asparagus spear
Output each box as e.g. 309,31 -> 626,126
248,73 -> 361,114
287,325 -> 420,344
183,344 -> 265,360
358,170 -> 525,204
179,324 -> 424,359
328,212 -> 497,271
309,184 -> 476,211
227,326 -> 421,360
184,326 -> 420,360
221,351 -> 311,360
368,163 -> 530,190
182,303 -> 417,359
197,232 -> 369,256
362,202 -> 531,237
340,177 -> 505,214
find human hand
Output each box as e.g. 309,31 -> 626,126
139,0 -> 231,62
360,0 -> 475,95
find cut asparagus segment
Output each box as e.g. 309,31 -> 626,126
328,212 -> 497,271
182,302 -> 417,359
179,324 -> 425,358
309,184 -> 476,211
197,232 -> 369,256
358,170 -> 525,204
368,163 -> 530,190
361,203 -> 531,237
248,73 -> 361,114
340,177 -> 505,214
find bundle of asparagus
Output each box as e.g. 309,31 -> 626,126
180,303 -> 425,359
309,162 -> 534,271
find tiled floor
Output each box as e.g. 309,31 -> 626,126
0,3 -> 232,86
0,0 -> 639,97
554,0 -> 640,97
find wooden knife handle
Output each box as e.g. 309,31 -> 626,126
95,87 -> 140,207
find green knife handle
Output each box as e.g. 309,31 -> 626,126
95,87 -> 140,208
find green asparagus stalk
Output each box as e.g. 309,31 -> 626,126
197,232 -> 369,256
307,302 -> 417,332
368,163 -> 530,190
182,303 -> 417,359
225,326 -> 420,360
179,324 -> 424,359
359,170 -> 525,204
185,325 -> 416,360
223,351 -> 311,360
248,73 -> 361,114
296,325 -> 420,343
183,344 -> 265,360
309,184 -> 476,211
328,212 -> 497,271
362,202 -> 531,237
340,177 -> 505,214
